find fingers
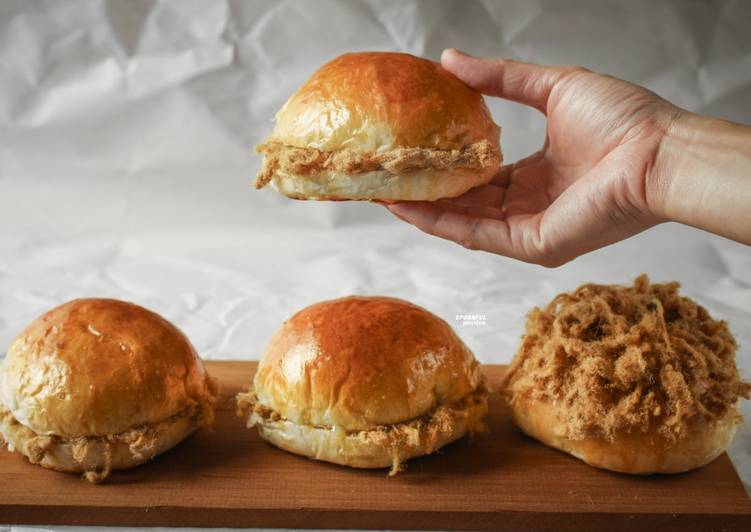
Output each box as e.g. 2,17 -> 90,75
490,153 -> 545,188
436,200 -> 505,220
491,164 -> 513,186
385,201 -> 591,267
442,183 -> 507,209
441,48 -> 577,113
386,202 -> 514,256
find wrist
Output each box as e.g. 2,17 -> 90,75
644,108 -> 696,222
648,111 -> 751,244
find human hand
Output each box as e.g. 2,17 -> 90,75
387,49 -> 684,267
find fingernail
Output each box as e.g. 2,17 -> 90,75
441,48 -> 459,63
443,48 -> 473,59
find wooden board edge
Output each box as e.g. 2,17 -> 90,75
3,505 -> 751,532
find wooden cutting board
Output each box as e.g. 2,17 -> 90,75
2,361 -> 750,531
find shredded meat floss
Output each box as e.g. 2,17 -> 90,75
503,275 -> 750,443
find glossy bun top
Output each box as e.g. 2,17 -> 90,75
252,296 -> 483,431
270,52 -> 501,153
0,299 -> 215,438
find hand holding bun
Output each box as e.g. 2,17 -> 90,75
0,299 -> 217,482
387,49 -> 751,266
503,275 -> 750,474
237,296 -> 488,474
255,52 -> 502,201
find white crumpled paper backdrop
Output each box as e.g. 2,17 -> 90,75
1,0 -> 751,528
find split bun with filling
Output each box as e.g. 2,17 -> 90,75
237,296 -> 488,474
0,298 -> 217,482
255,52 -> 502,202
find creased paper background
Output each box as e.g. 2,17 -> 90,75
1,0 -> 751,525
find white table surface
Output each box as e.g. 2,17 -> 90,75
2,1 -> 750,530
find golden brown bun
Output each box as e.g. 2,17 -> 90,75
503,275 -> 750,474
255,52 -> 502,201
272,52 -> 498,152
252,296 -> 483,431
239,296 -> 488,471
0,298 -> 216,438
510,395 -> 740,474
0,298 -> 217,480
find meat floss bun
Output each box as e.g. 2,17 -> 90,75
237,296 -> 488,474
254,52 -> 502,202
502,275 -> 750,474
0,299 -> 218,482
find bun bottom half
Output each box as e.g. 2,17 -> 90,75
0,404 -> 209,482
239,386 -> 488,474
268,166 -> 496,203
510,396 -> 740,474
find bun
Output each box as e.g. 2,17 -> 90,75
255,52 -> 502,201
503,275 -> 750,474
238,296 -> 488,473
510,395 -> 741,474
0,299 -> 217,481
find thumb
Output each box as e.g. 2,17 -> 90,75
441,48 -> 576,113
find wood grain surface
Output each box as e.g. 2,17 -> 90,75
1,361 -> 750,531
